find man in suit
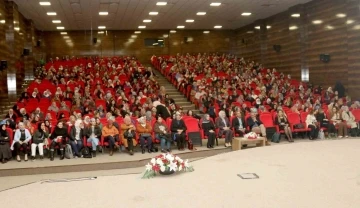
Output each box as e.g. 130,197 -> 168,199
232,111 -> 246,137
216,110 -> 234,147
246,108 -> 270,145
170,112 -> 187,151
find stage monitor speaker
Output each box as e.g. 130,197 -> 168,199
23,49 -> 30,56
36,40 -> 41,47
320,54 -> 330,63
273,45 -> 281,52
93,38 -> 97,44
0,60 -> 7,70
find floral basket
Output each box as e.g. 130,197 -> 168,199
244,132 -> 258,140
141,153 -> 194,179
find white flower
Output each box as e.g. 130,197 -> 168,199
178,165 -> 183,171
156,158 -> 164,166
165,154 -> 174,162
169,162 -> 178,172
178,158 -> 183,163
160,165 -> 166,172
150,158 -> 156,165
184,159 -> 190,168
145,163 -> 153,171
175,156 -> 180,161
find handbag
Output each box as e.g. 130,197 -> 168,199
294,123 -> 304,129
123,129 -> 134,138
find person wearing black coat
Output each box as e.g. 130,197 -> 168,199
201,114 -> 216,148
171,113 -> 187,151
0,124 -> 11,163
85,118 -> 102,157
50,121 -> 69,161
69,120 -> 85,158
232,111 -> 246,137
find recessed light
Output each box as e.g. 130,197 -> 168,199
336,13 -> 346,18
312,20 -> 323,24
47,12 -> 57,16
131,35 -> 137,38
0,20 -> 5,24
186,19 -> 194,23
39,2 -> 51,6
241,12 -> 251,16
149,12 -> 158,15
98,31 -> 104,34
289,26 -> 298,30
134,31 -> 141,34
143,19 -> 152,23
326,25 -> 334,30
98,26 -> 106,29
66,40 -> 72,43
138,26 -> 146,29
14,27 -> 20,31
156,2 -> 167,6
57,26 -> 65,30
153,42 -> 159,45
197,12 -> 206,15
291,14 -> 300,17
203,31 -> 210,33
63,36 -> 70,39
210,2 -> 221,6
163,34 -> 168,38
347,20 -> 354,24
19,33 -> 23,35
52,20 -> 61,23
170,30 -> 176,33
214,25 -> 222,28
60,32 -> 67,35
266,26 -> 271,29
128,39 -> 134,43
254,26 -> 260,29
99,12 -> 108,15
177,26 -> 185,29
158,39 -> 164,42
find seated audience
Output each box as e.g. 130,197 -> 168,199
246,108 -> 270,145
341,106 -> 358,136
69,119 -> 85,158
275,110 -> 293,142
85,118 -> 101,157
11,122 -> 32,162
330,107 -> 348,138
232,111 -> 246,137
316,108 -> 336,137
154,116 -> 171,153
201,114 -> 216,148
0,124 -> 11,164
50,121 -> 68,161
216,110 -> 234,147
102,118 -> 120,156
31,122 -> 49,160
306,110 -> 319,140
136,116 -> 153,154
120,116 -> 137,155
171,112 -> 187,151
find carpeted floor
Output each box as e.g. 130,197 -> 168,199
1,138 -> 359,208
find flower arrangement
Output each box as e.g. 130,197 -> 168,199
141,153 -> 194,179
244,132 -> 258,140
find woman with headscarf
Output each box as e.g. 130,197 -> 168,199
120,116 -> 137,155
329,106 -> 348,138
31,122 -> 49,160
202,114 -> 216,148
341,106 -> 357,136
85,118 -> 101,157
50,121 -> 68,161
0,124 -> 11,163
215,110 -> 234,147
69,119 -> 85,158
136,116 -> 153,154
11,122 -> 32,162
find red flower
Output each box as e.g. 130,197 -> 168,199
152,164 -> 160,172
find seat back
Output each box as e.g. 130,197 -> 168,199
184,118 -> 200,132
259,113 -> 274,127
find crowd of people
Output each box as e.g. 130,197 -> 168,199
0,53 -> 359,164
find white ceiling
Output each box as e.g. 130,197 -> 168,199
11,0 -> 312,31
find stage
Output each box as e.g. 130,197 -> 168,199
1,139 -> 359,208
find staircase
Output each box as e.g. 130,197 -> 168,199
153,70 -> 200,114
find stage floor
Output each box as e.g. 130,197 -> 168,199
1,138 -> 359,208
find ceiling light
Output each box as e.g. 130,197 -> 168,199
254,26 -> 260,29
170,30 -> 176,33
99,12 -> 108,15
153,42 -> 159,45
158,39 -> 164,42
203,31 -> 210,34
197,12 -> 206,15
39,2 -> 51,6
156,2 -> 167,6
63,36 -> 70,39
134,31 -> 141,34
138,26 -> 146,29
131,35 -> 137,38
14,27 -> 20,31
128,39 -> 134,42
149,12 -> 158,15
98,31 -> 104,34
57,26 -> 65,30
291,13 -> 300,17
66,40 -> 72,43
177,26 -> 185,28
52,20 -> 61,23
266,25 -> 271,29
353,24 -> 360,30
336,13 -> 346,18
186,19 -> 194,23
312,20 -> 323,24
347,20 -> 354,24
47,12 -> 57,16
143,19 -> 152,23
60,32 -> 67,35
214,25 -> 222,29
19,33 -> 23,35
289,25 -> 298,30
210,2 -> 221,6
0,20 -> 5,24
98,26 -> 106,29
326,25 -> 334,30
241,12 -> 252,16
